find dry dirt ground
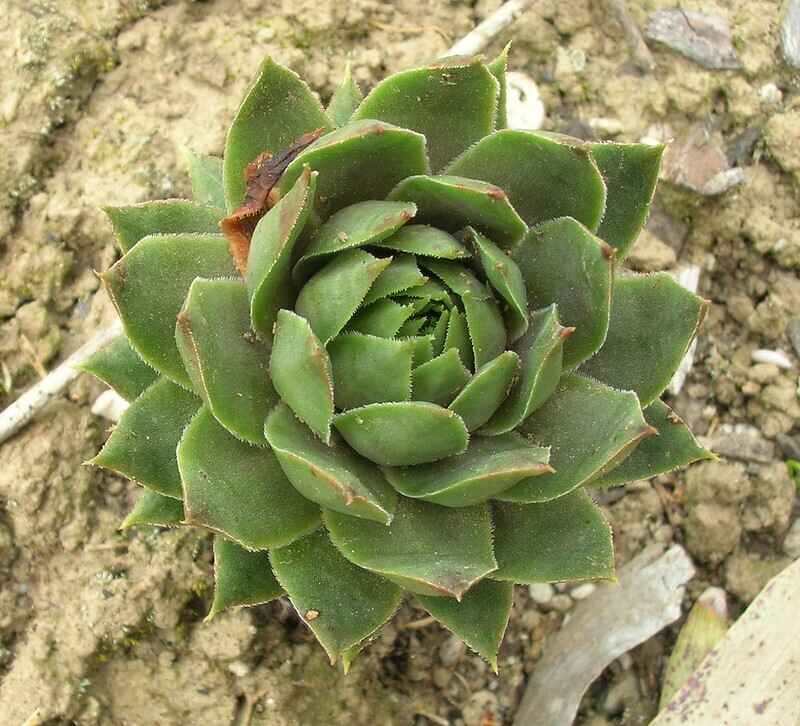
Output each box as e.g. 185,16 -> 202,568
1,0 -> 799,724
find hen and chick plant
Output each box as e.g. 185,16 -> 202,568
83,51 -> 711,669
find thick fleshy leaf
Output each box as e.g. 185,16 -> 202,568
270,529 -> 403,663
327,63 -> 363,127
431,308 -> 450,354
398,317 -> 426,336
278,120 -> 429,219
388,175 -> 527,249
404,335 -> 435,366
446,129 -> 607,231
185,151 -> 226,209
246,167 -> 317,340
352,57 -> 498,171
443,307 -> 473,370
223,57 -> 332,210
590,142 -> 664,258
176,278 -> 275,446
411,348 -> 471,406
348,298 -> 416,337
384,433 -> 550,507
466,227 -> 528,341
498,374 -> 654,503
492,489 -> 614,583
180,408 -> 320,548
399,279 -> 455,308
512,217 -> 613,368
362,254 -> 428,306
104,201 -> 223,254
121,489 -> 184,529
92,378 -> 200,499
328,333 -> 414,409
269,310 -> 334,443
418,579 -> 513,671
481,305 -> 567,436
449,351 -> 520,431
102,233 -> 236,387
264,403 -> 397,524
580,273 -> 708,406
324,498 -> 497,598
79,335 -> 158,402
208,537 -> 284,619
295,249 -> 391,344
591,400 -> 714,488
334,401 -> 469,466
374,224 -> 471,260
487,44 -> 510,129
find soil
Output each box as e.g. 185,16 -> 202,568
1,0 -> 798,724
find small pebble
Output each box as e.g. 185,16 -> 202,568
432,666 -> 451,689
228,660 -> 250,677
528,583 -> 554,605
438,634 -> 466,667
549,594 -> 573,612
759,83 -> 783,106
645,9 -> 740,70
783,519 -> 800,559
570,583 -> 596,600
782,0 -> 800,68
751,349 -> 793,369
786,319 -> 800,358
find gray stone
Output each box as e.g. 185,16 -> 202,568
776,432 -> 800,460
787,319 -> 800,358
548,594 -> 573,612
708,424 -> 776,464
570,583 -> 596,601
783,519 -> 800,559
645,10 -> 741,70
782,0 -> 800,68
528,582 -> 554,605
662,125 -> 743,196
438,634 -> 466,667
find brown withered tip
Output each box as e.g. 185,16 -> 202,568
666,410 -> 684,425
641,424 -> 659,439
560,326 -> 577,339
486,186 -> 506,201
600,242 -> 616,260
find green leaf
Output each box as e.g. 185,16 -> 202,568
590,142 -> 664,258
327,63 -> 363,127
208,537 -> 284,619
325,497 -> 497,598
388,175 -> 527,249
481,305 -> 567,436
498,374 -> 654,503
374,224 -> 471,260
400,279 -> 455,308
443,307 -> 473,370
487,43 -> 510,129
384,433 -> 550,507
362,254 -> 428,306
347,298 -> 416,337
246,167 -> 317,341
334,401 -> 469,466
418,579 -> 513,671
104,201 -> 223,254
223,57 -> 332,210
492,488 -> 614,583
295,249 -> 391,344
92,378 -> 200,499
512,217 -> 614,368
430,308 -> 450,354
449,351 -> 520,431
352,57 -> 498,171
101,233 -> 236,387
579,273 -> 708,406
184,150 -> 226,209
411,348 -> 471,406
270,310 -> 334,443
264,403 -> 397,524
121,489 -> 184,529
78,335 -> 158,402
397,317 -> 426,336
278,120 -> 429,219
176,278 -> 275,446
446,129 -> 607,231
180,408 -> 320,548
591,400 -> 714,488
328,333 -> 414,409
270,529 -> 403,664
404,335 -> 435,367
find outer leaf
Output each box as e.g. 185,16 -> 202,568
208,537 -> 284,619
411,348 -> 471,406
348,298 -> 416,337
590,142 -> 664,258
512,218 -> 613,368
591,400 -> 714,488
92,378 -> 200,499
418,579 -> 513,671
374,224 -> 471,260
384,433 -> 550,507
388,175 -> 527,248
449,351 -> 521,431
102,233 -> 236,387
327,63 -> 363,127
246,167 -> 317,340
270,529 -> 403,664
446,129 -> 607,231
295,249 -> 391,344
487,43 -> 510,129
223,57 -> 332,210
404,335 -> 435,366
580,273 -> 708,406
352,57 -> 499,171
104,201 -> 223,254
121,489 -> 184,529
328,333 -> 414,409
176,278 -> 275,446
264,403 -> 397,524
324,497 -> 497,599
184,150 -> 226,209
362,254 -> 428,306
78,335 -> 158,402
180,408 -> 320,549
334,401 -> 469,466
492,488 -> 614,583
498,373 -> 654,503
278,120 -> 429,219
269,310 -> 334,443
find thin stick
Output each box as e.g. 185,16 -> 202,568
604,0 -> 655,72
446,0 -> 536,57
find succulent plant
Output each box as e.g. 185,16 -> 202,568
83,52 -> 712,670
